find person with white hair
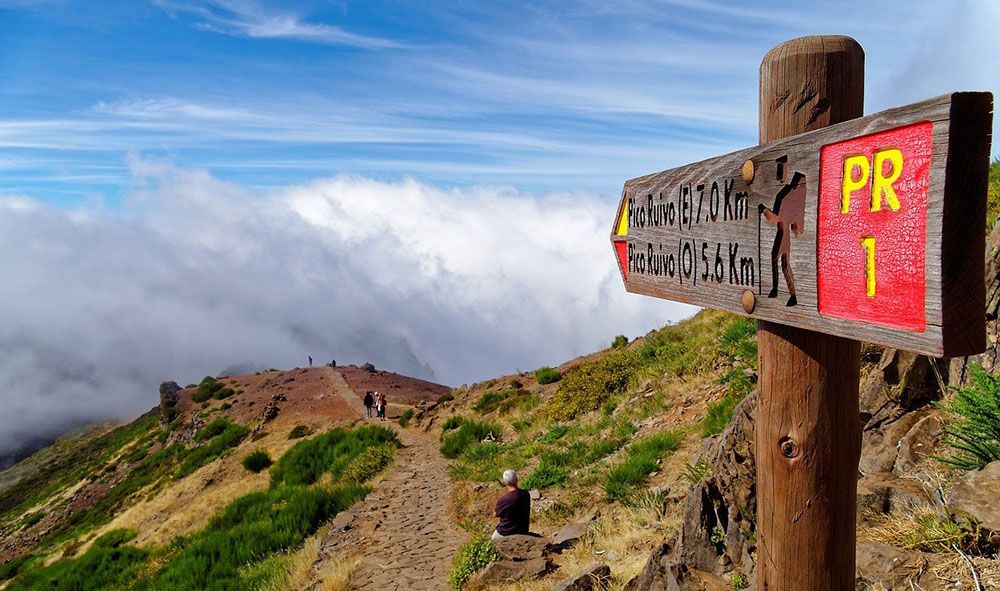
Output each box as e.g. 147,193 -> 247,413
492,469 -> 531,539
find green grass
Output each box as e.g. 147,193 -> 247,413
472,389 -> 535,415
702,369 -> 755,437
449,442 -> 525,482
521,461 -> 568,490
540,424 -> 571,444
442,415 -> 464,431
6,425 -> 393,591
176,420 -> 251,479
288,425 -> 311,439
448,534 -> 501,590
605,431 -> 682,503
441,419 -> 502,459
270,425 -> 399,487
398,408 -> 415,427
534,366 -> 561,385
241,450 -> 273,473
937,364 -> 1000,470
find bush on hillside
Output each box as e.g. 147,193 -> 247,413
448,534 -> 501,590
270,425 -> 399,487
534,366 -> 561,385
545,350 -> 638,421
398,408 -> 415,427
191,376 -> 225,403
472,389 -> 535,415
937,364 -> 1000,470
440,419 -> 502,459
521,461 -> 568,490
341,442 -> 396,483
612,334 -> 629,349
242,450 -> 273,473
288,425 -> 311,439
606,431 -> 682,503
442,416 -> 465,431
177,421 -> 251,479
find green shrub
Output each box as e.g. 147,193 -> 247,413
938,365 -> 1000,470
92,528 -> 137,549
606,431 -> 682,503
703,395 -> 740,437
442,415 -> 464,431
340,442 -> 396,483
177,421 -> 251,479
546,350 -> 638,421
288,425 -> 311,439
212,387 -> 235,401
271,425 -> 399,487
473,389 -> 534,414
242,450 -> 273,473
534,366 -> 561,385
191,376 -> 225,403
540,424 -> 571,444
5,542 -> 149,591
21,510 -> 45,528
398,408 -> 415,427
612,334 -> 629,349
0,554 -> 37,583
521,462 -> 568,490
441,419 -> 502,459
987,159 -> 1000,230
149,484 -> 367,590
448,534 -> 501,590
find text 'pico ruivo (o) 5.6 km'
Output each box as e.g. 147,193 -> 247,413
611,92 -> 993,358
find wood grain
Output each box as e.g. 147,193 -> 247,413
613,89 -> 992,357
754,35 -> 863,591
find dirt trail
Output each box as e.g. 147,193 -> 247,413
309,370 -> 463,591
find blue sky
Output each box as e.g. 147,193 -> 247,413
3,0 -> 997,205
0,1 -> 999,451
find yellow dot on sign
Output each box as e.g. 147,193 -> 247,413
860,236 -> 876,297
615,197 -> 628,236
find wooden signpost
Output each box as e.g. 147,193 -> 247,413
610,36 -> 993,590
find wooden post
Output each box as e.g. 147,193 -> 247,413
755,36 -> 864,591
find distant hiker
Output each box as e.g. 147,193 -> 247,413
363,391 -> 374,418
375,392 -> 386,420
308,355 -> 313,367
492,469 -> 530,539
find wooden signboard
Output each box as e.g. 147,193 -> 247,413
611,92 -> 993,357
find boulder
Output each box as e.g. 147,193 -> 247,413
327,510 -> 354,534
552,514 -> 596,551
491,534 -> 550,561
893,412 -> 945,475
158,381 -> 180,408
855,542 -> 944,590
465,557 -> 548,590
361,362 -> 376,373
552,563 -> 610,591
856,471 -> 933,521
948,460 -> 1000,532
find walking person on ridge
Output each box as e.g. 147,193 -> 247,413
363,391 -> 374,419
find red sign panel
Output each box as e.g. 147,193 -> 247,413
816,122 -> 932,331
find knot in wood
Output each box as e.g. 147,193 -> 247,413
779,436 -> 799,459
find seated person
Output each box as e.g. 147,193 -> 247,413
492,469 -> 530,539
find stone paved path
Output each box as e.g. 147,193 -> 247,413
307,371 -> 463,591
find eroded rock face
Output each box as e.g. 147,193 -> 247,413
630,395 -> 757,591
552,563 -> 610,591
948,460 -> 1000,532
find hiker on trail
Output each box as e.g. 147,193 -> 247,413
492,469 -> 530,539
375,392 -> 386,420
363,391 -> 374,418
308,355 -> 313,367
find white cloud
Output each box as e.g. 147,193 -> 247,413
154,0 -> 405,49
0,159 -> 693,454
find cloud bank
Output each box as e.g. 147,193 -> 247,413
0,158 -> 693,455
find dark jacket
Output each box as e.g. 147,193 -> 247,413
363,393 -> 374,407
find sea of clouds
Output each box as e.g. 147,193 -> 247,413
0,157 -> 694,456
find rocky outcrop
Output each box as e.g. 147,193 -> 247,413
465,535 -> 552,590
948,460 -> 1000,532
553,563 -> 610,591
630,394 -> 757,590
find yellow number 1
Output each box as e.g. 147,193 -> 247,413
860,236 -> 876,297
